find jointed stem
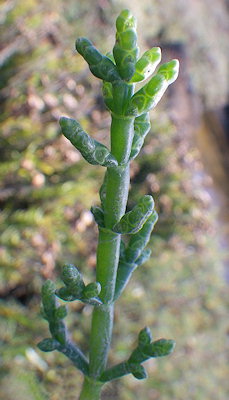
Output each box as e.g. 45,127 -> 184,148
79,377 -> 103,400
79,116 -> 134,398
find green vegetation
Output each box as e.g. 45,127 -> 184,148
0,1 -> 228,400
38,10 -> 179,399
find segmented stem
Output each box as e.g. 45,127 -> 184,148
82,115 -> 134,392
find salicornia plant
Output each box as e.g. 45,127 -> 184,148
38,9 -> 179,400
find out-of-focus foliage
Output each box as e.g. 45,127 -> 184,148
0,0 -> 228,399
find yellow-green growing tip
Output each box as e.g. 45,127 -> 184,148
116,9 -> 137,32
118,9 -> 133,21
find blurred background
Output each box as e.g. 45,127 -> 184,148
0,0 -> 228,399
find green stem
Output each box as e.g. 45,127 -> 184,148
79,115 -> 134,398
79,377 -> 103,400
110,114 -> 135,165
59,341 -> 89,376
100,361 -> 130,382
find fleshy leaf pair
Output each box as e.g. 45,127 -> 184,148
113,195 -> 154,234
129,328 -> 175,364
56,264 -> 102,306
100,327 -> 175,382
38,279 -> 90,375
114,210 -> 158,300
126,60 -> 179,116
60,117 -> 118,168
76,38 -> 120,83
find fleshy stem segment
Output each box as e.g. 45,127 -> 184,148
77,76 -> 134,396
88,114 -> 134,395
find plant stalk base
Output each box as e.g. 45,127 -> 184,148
79,377 -> 103,400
